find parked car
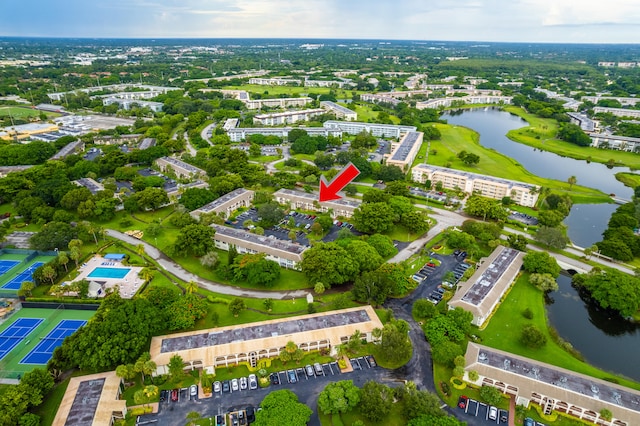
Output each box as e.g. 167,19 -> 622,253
248,374 -> 258,390
240,376 -> 248,390
171,389 -> 178,401
314,362 -> 323,375
222,380 -> 231,393
457,395 -> 468,409
215,414 -> 225,426
305,364 -> 314,377
270,373 -> 280,385
246,406 -> 256,423
189,384 -> 198,397
488,406 -> 498,421
231,378 -> 239,391
213,381 -> 221,393
366,355 -> 376,367
287,370 -> 297,383
426,262 -> 436,267
499,409 -> 508,423
524,418 -> 535,426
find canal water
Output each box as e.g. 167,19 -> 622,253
441,107 -> 634,247
546,274 -> 640,382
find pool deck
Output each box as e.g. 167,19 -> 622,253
66,255 -> 143,299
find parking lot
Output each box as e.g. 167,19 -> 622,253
458,396 -> 510,425
140,357 -> 382,426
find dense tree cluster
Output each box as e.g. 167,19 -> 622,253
463,195 -> 508,221
423,307 -> 473,367
557,123 -> 592,146
573,268 -> 640,317
353,190 -> 430,236
0,368 -> 54,426
595,202 -> 640,261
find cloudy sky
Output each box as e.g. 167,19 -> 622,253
1,0 -> 639,43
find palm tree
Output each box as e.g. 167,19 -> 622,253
186,411 -> 201,426
136,244 -> 145,257
567,175 -> 577,190
138,268 -> 155,283
41,265 -> 57,285
69,247 -> 81,268
185,280 -> 198,294
57,252 -> 69,272
116,364 -> 136,383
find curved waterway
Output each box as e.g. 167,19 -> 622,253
441,108 -> 634,246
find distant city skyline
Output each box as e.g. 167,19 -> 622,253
1,0 -> 639,43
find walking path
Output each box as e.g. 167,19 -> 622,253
105,229 -> 311,300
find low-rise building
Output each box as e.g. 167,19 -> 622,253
385,131 -> 423,171
411,164 -> 539,207
593,107 -> 640,119
245,97 -> 313,110
448,246 -> 524,327
320,101 -> 358,120
465,343 -> 640,426
227,126 -> 340,142
50,140 -> 85,160
0,122 -> 58,140
137,137 -> 156,150
567,112 -> 596,132
102,97 -> 163,112
304,79 -> 355,88
191,188 -> 255,220
589,133 -> 640,152
211,224 -> 306,269
273,188 -> 361,218
155,157 -> 206,179
149,306 -> 383,372
581,96 -> 640,106
359,93 -> 401,106
323,120 -> 416,138
253,108 -> 325,126
416,96 -> 512,110
52,371 -> 126,426
93,134 -> 142,145
248,77 -> 302,86
222,118 -> 239,131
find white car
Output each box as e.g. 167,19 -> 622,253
248,374 -> 258,390
240,376 -> 248,390
213,381 -> 221,393
231,378 -> 239,392
189,384 -> 198,397
488,406 -> 498,421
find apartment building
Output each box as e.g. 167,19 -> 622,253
320,101 -> 358,120
211,224 -> 306,269
227,126 -> 341,142
50,140 -> 85,160
323,120 -> 416,138
245,97 -> 313,110
222,118 -> 239,131
359,93 -> 401,106
582,96 -> 640,106
248,77 -> 302,85
411,164 -> 539,207
416,96 -> 512,110
567,112 -> 596,132
304,79 -> 355,88
102,97 -> 163,112
155,156 -> 206,179
385,131 -> 424,171
449,246 -> 524,327
47,84 -> 180,101
273,188 -> 361,219
149,307 -> 383,373
589,134 -> 640,152
593,107 -> 640,119
190,188 -> 255,220
253,108 -> 325,125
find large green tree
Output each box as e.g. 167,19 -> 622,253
359,381 -> 394,421
352,202 -> 396,234
317,380 -> 361,415
173,224 -> 215,257
254,390 -> 312,426
522,251 -> 561,277
300,243 -> 359,288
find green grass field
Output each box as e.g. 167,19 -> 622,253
0,308 -> 95,378
615,172 -> 640,189
0,106 -> 60,119
417,122 -> 610,204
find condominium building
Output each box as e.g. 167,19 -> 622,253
320,101 -> 358,120
448,245 -> 524,327
582,96 -> 640,106
593,107 -> 640,119
567,112 -> 596,132
102,97 -> 163,112
222,118 -> 239,131
589,134 -> 640,152
211,224 -> 306,269
248,77 -> 302,86
155,157 -> 206,179
190,188 -> 255,220
52,372 -> 126,426
304,79 -> 355,88
465,343 -> 640,426
227,126 -> 341,142
385,131 -> 423,171
411,164 -> 539,207
245,97 -> 313,110
415,96 -> 512,110
323,120 -> 416,138
73,178 -> 104,195
273,188 -> 361,219
50,140 -> 85,160
253,108 -> 325,126
359,93 -> 401,106
149,306 -> 383,373
47,84 -> 180,101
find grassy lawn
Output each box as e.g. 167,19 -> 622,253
384,223 -> 423,242
0,106 -> 61,119
249,155 -> 280,163
478,274 -> 640,391
319,402 -> 407,426
615,172 -> 640,189
421,122 -> 610,203
503,106 -> 640,170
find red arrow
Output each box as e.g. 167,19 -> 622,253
319,163 -> 360,202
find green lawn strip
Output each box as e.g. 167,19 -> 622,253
0,106 -> 61,119
292,153 -> 316,162
421,123 -> 609,202
249,155 -> 280,163
35,372 -> 81,426
615,172 -> 640,189
319,402 -> 408,426
383,224 -> 422,242
477,274 -> 640,391
503,106 -> 640,170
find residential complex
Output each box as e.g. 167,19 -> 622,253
211,224 -> 306,269
52,371 -> 126,426
102,97 -> 164,112
248,77 -> 302,85
50,140 -> 85,160
385,131 -> 423,171
155,157 -> 206,179
465,343 -> 640,426
323,120 -> 416,138
415,96 -> 512,110
149,306 -> 382,372
47,84 -> 180,102
252,108 -> 325,125
359,93 -> 401,106
320,101 -> 358,120
589,134 -> 640,152
73,178 -> 105,195
448,245 -> 524,327
411,164 -> 540,207
227,126 -> 340,142
567,112 -> 596,132
593,107 -> 640,119
190,188 -> 255,220
273,188 -> 361,219
582,96 -> 640,106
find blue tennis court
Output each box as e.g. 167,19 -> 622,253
0,260 -> 20,275
0,318 -> 44,360
1,262 -> 44,290
20,319 -> 87,365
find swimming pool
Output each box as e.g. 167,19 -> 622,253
87,267 -> 131,279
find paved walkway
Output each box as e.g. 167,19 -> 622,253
105,229 -> 311,300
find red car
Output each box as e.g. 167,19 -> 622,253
426,262 -> 436,268
457,395 -> 468,409
171,389 -> 178,401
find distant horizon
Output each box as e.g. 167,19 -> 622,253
1,1 -> 639,44
1,35 -> 639,46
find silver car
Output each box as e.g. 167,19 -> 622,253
213,381 -> 221,393
248,374 -> 258,390
231,378 -> 239,392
